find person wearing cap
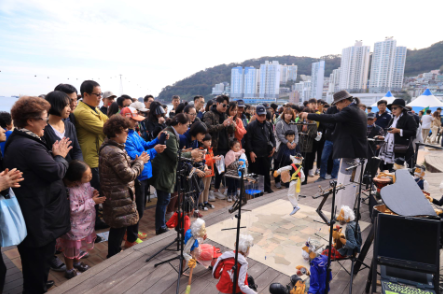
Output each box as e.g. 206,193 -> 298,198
378,98 -> 417,170
366,112 -> 384,140
101,91 -> 117,114
245,104 -> 276,193
130,101 -> 149,115
375,100 -> 392,130
121,107 -> 167,246
236,99 -> 248,128
367,106 -> 372,114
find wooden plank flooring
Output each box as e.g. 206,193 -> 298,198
51,179 -> 380,294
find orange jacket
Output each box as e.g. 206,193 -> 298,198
234,117 -> 247,145
202,146 -> 215,178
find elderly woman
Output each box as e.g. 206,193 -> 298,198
3,96 -> 72,293
99,115 -> 149,258
44,91 -> 83,162
379,98 -> 417,169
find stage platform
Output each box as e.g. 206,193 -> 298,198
52,181 -> 377,294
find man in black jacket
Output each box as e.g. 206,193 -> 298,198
245,105 -> 276,193
316,105 -> 340,181
300,90 -> 368,209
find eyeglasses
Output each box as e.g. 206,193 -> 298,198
91,92 -> 103,97
37,117 -> 49,123
188,113 -> 197,116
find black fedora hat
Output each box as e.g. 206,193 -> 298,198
332,90 -> 353,105
387,98 -> 406,111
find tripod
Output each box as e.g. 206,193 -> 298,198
145,151 -> 189,294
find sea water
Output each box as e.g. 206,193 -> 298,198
0,97 -> 18,111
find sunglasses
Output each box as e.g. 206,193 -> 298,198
391,107 -> 400,110
222,103 -> 227,108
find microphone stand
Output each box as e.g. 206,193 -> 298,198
325,180 -> 337,294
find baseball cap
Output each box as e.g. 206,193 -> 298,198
103,91 -> 117,100
121,107 -> 145,121
130,101 -> 149,112
256,105 -> 267,115
262,103 -> 269,108
367,112 -> 376,119
237,100 -> 245,108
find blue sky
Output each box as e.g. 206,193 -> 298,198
0,0 -> 441,97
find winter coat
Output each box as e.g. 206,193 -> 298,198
125,129 -> 158,181
179,129 -> 200,150
99,139 -> 144,228
275,119 -> 299,145
387,112 -> 418,163
43,120 -> 83,162
74,101 -> 108,168
151,126 -> 192,193
3,129 -> 70,248
308,102 -> 367,159
203,105 -> 234,153
202,146 -> 215,178
245,120 -> 276,157
213,251 -> 256,294
338,221 -> 362,256
233,117 -> 247,145
144,119 -> 166,142
297,124 -> 318,153
323,106 -> 339,142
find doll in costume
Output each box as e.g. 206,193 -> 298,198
336,206 -> 362,257
213,234 -> 257,294
300,238 -> 330,294
425,180 -> 443,215
184,218 -> 221,270
321,225 -> 346,260
413,165 -> 429,192
273,154 -> 305,216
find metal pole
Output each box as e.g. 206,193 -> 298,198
325,180 -> 337,294
232,169 -> 245,294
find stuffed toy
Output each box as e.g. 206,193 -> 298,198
273,154 -> 305,215
212,234 -> 257,294
425,180 -> 443,216
300,238 -> 331,294
335,206 -> 362,258
413,165 -> 430,192
377,157 -> 407,183
184,219 -> 221,269
321,225 -> 347,260
269,272 -> 308,294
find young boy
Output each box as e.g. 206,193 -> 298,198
200,134 -> 220,206
213,234 -> 257,294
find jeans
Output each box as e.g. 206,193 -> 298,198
127,179 -> 148,242
320,140 -> 340,179
155,190 -> 171,231
107,227 -> 126,258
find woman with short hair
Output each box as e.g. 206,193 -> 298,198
4,96 -> 72,293
44,91 -> 83,162
145,101 -> 167,141
99,115 -> 148,258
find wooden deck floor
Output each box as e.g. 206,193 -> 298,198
52,181 -> 376,294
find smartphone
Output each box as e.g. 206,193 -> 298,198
385,128 -> 393,131
159,132 -> 167,145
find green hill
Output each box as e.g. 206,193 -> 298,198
157,41 -> 443,102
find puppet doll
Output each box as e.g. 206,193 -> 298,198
212,234 -> 257,294
300,238 -> 330,294
413,165 -> 429,192
335,206 -> 362,258
274,154 -> 305,215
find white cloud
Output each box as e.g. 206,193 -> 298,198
0,0 -> 441,97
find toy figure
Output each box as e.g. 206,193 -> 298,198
213,234 -> 257,294
321,225 -> 347,260
273,154 -> 305,215
269,274 -> 307,294
336,206 -> 362,258
377,157 -> 407,183
184,219 -> 221,270
300,238 -> 331,294
425,180 -> 443,216
413,165 -> 429,192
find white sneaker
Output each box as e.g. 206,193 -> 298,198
215,191 -> 226,200
208,191 -> 216,202
315,168 -> 320,175
290,206 -> 300,216
325,174 -> 332,180
224,189 -> 228,196
308,170 -> 315,177
227,196 -> 232,202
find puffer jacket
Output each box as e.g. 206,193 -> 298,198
99,139 -> 144,228
275,119 -> 299,145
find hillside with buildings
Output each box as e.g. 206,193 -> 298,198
157,39 -> 443,103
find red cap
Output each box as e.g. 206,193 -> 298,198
121,107 -> 145,122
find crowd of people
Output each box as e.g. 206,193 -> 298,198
0,81 -> 442,293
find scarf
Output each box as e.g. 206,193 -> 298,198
17,128 -> 41,140
379,113 -> 402,164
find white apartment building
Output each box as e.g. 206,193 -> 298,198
369,37 -> 407,93
211,83 -> 225,95
326,68 -> 341,103
311,60 -> 325,100
259,61 -> 281,99
230,66 -> 243,98
293,80 -> 312,104
280,64 -> 298,84
243,66 -> 257,97
339,41 -> 370,92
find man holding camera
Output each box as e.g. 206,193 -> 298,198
245,105 -> 276,193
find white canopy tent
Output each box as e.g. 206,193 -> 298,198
407,89 -> 443,112
371,91 -> 396,108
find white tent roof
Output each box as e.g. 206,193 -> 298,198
371,91 -> 396,107
407,89 -> 443,108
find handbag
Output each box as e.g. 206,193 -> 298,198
394,144 -> 408,154
0,189 -> 27,247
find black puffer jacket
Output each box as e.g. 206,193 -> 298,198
3,130 -> 70,248
245,120 -> 276,157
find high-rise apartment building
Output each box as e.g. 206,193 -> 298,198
259,61 -> 281,99
311,60 -> 325,100
212,83 -> 225,95
243,66 -> 258,97
339,41 -> 370,92
280,64 -> 298,84
369,37 -> 407,93
326,68 -> 341,103
230,66 -> 243,98
293,81 -> 312,103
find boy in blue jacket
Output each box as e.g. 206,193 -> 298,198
121,107 -> 167,247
